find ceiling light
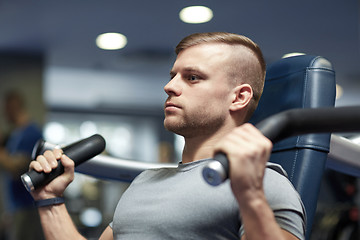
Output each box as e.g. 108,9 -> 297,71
96,32 -> 127,50
179,6 -> 213,24
282,52 -> 306,58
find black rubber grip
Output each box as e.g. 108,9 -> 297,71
21,134 -> 106,191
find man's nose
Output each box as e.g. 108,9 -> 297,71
164,74 -> 181,96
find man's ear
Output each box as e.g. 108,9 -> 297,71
229,84 -> 253,112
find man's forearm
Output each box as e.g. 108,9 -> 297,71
38,203 -> 86,240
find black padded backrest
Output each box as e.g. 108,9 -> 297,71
250,55 -> 336,239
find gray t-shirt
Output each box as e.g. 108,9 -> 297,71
110,159 -> 306,240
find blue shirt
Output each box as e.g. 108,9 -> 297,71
5,123 -> 42,211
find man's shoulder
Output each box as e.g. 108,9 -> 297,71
132,167 -> 176,183
264,162 -> 304,211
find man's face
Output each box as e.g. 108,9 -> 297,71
4,99 -> 18,124
164,43 -> 235,138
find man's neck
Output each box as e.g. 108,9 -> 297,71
181,125 -> 235,164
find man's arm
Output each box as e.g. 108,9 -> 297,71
237,189 -> 299,240
37,203 -> 85,240
29,149 -> 113,240
214,123 -> 301,240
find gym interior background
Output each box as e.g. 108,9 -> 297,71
0,1 -> 360,239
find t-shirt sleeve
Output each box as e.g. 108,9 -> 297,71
239,166 -> 306,240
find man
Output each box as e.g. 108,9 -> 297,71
0,90 -> 44,240
29,32 -> 306,240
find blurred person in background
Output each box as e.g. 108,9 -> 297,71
0,90 -> 44,240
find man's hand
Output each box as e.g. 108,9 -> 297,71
29,149 -> 75,201
28,149 -> 90,240
214,124 -> 300,240
213,123 -> 272,201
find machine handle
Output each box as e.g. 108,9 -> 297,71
21,134 -> 106,192
202,106 -> 360,186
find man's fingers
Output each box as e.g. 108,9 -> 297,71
59,154 -> 75,182
35,155 -> 53,173
53,148 -> 63,159
60,154 -> 75,169
43,150 -> 60,168
31,149 -> 66,174
29,160 -> 43,172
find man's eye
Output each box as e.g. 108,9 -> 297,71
188,75 -> 200,81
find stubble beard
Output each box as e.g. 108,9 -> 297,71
164,111 -> 226,138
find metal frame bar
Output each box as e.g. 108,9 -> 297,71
76,134 -> 360,181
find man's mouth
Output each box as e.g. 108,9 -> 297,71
165,102 -> 181,111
